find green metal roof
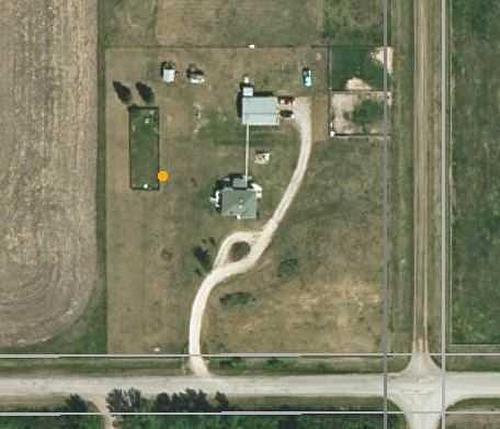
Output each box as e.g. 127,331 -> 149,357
220,188 -> 257,219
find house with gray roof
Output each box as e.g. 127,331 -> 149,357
210,174 -> 262,220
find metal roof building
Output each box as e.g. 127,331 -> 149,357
242,96 -> 279,126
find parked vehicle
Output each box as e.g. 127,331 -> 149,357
280,109 -> 294,119
278,96 -> 295,106
302,67 -> 312,87
186,64 -> 205,84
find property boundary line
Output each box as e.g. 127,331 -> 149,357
440,0 -> 448,427
106,44 -> 384,50
381,0 -> 391,426
2,351 -> 500,359
10,410 -> 500,417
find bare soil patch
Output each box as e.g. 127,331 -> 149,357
331,91 -> 391,135
0,0 -> 98,348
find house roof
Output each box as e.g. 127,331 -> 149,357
220,188 -> 257,219
242,96 -> 279,126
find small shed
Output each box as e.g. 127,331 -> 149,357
161,62 -> 176,83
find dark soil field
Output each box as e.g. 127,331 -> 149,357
0,0 -> 99,349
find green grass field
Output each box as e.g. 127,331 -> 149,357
129,106 -> 160,191
330,47 -> 385,90
323,0 -> 386,44
450,0 -> 500,344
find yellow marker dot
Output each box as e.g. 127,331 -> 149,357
157,169 -> 169,183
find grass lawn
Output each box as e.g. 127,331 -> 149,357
203,139 -> 383,354
450,0 -> 500,344
129,106 -> 160,190
102,0 -> 324,47
323,0 -> 386,45
330,47 -> 386,90
106,48 -> 313,353
103,0 -> 388,48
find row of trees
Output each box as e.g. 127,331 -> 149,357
113,81 -> 155,104
106,388 -> 231,413
0,390 -> 404,429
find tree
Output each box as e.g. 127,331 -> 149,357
193,246 -> 211,271
214,391 -> 230,411
112,81 -> 132,104
64,394 -> 89,412
152,392 -> 171,412
351,99 -> 384,133
136,82 -> 155,104
106,388 -> 145,412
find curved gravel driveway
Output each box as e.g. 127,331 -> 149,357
188,98 -> 312,376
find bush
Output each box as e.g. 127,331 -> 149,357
112,81 -> 132,104
278,258 -> 299,278
135,82 -> 155,104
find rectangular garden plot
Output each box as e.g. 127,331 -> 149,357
129,106 -> 160,191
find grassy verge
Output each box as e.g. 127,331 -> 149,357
388,0 -> 414,354
208,357 -> 384,375
0,397 -> 103,429
0,358 -> 184,376
446,398 -> 500,429
118,414 -> 405,429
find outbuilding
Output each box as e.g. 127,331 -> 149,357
241,85 -> 279,126
161,61 -> 176,84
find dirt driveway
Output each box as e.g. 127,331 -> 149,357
0,0 -> 98,348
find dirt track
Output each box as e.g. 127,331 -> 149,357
413,0 -> 440,353
0,0 -> 97,347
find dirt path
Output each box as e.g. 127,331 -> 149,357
0,0 -> 98,347
413,0 -> 440,354
188,98 -> 312,376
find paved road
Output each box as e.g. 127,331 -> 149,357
188,98 -> 313,376
4,368 -> 500,429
